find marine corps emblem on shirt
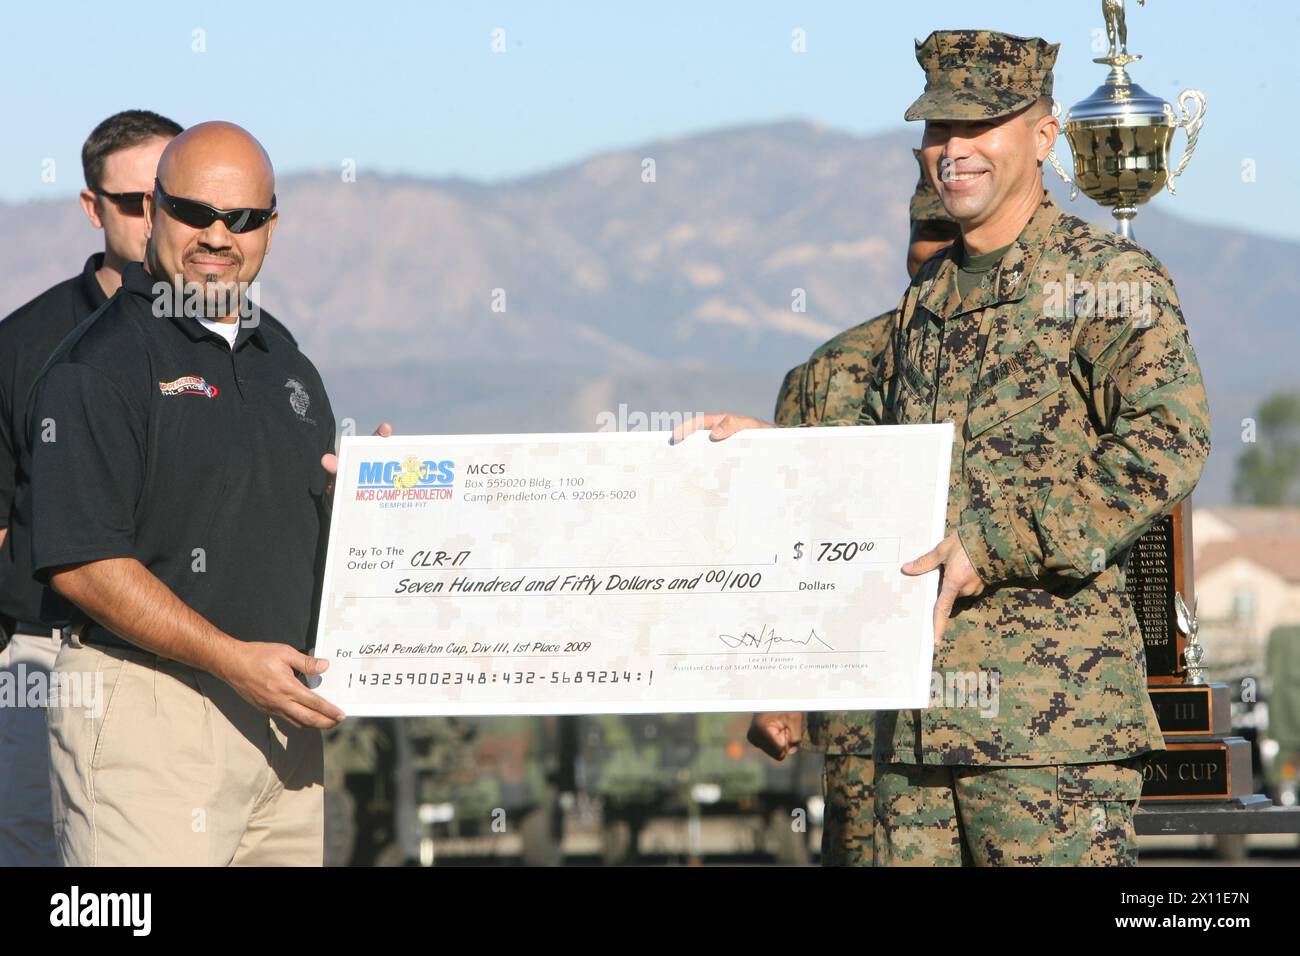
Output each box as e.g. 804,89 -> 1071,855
284,378 -> 314,423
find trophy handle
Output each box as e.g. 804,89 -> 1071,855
1045,98 -> 1078,200
1166,88 -> 1207,196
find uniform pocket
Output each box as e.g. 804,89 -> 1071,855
1057,761 -> 1144,803
1056,760 -> 1143,866
963,348 -> 1070,512
965,345 -> 1064,445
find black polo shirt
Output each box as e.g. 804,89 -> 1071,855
27,262 -> 335,652
0,253 -> 108,627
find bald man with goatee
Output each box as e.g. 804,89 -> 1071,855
27,122 -> 374,866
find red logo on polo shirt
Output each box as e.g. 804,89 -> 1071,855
158,375 -> 219,398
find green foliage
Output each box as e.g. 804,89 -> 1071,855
1232,392 -> 1300,505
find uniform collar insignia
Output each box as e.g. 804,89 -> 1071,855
915,248 -> 963,320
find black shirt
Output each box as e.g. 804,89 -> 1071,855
27,263 -> 335,652
0,254 -> 108,625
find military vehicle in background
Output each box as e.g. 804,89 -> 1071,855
392,715 -> 565,865
576,712 -> 823,865
325,715 -> 565,866
325,712 -> 823,865
324,717 -> 402,866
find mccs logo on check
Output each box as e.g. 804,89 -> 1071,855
356,456 -> 455,506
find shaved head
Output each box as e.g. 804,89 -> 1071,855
157,121 -> 275,208
144,121 -> 278,320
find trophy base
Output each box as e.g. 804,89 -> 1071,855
1149,682 -> 1232,736
1140,737 -> 1254,803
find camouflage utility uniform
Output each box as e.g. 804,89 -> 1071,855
852,30 -> 1211,865
773,150 -> 954,866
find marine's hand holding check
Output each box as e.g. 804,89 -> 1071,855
902,532 -> 984,642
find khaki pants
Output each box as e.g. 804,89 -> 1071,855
0,628 -> 61,866
47,636 -> 323,866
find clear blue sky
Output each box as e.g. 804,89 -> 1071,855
3,0 -> 1293,240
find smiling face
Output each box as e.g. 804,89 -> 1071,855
920,101 -> 1058,250
143,122 -> 277,319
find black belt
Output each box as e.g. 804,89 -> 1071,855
1,616 -> 59,647
78,623 -> 129,651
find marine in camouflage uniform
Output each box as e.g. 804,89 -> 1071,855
773,151 -> 957,866
855,30 -> 1210,865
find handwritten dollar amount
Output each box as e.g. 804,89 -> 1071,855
792,541 -> 877,562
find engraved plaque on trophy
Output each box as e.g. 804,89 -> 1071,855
1147,685 -> 1232,737
1140,739 -> 1253,802
1125,512 -> 1183,681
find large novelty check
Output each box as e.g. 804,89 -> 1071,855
313,425 -> 952,716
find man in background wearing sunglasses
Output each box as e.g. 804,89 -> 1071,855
0,109 -> 181,867
27,121 -> 349,866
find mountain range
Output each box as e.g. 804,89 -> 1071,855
2,120 -> 1295,502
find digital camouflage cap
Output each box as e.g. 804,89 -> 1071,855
905,30 -> 1059,122
909,147 -> 954,225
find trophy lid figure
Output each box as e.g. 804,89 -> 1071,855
1101,0 -> 1145,63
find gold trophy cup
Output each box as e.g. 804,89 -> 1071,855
1048,0 -> 1206,239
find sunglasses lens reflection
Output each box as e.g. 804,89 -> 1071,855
159,188 -> 272,234
168,196 -> 218,230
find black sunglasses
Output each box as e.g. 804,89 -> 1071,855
93,188 -> 146,217
153,178 -> 276,234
